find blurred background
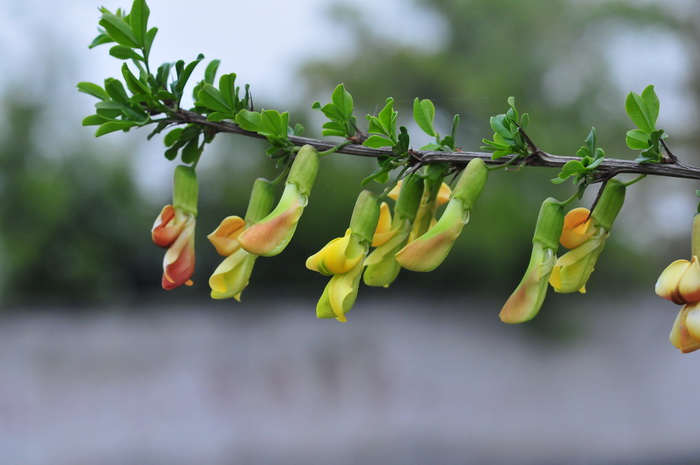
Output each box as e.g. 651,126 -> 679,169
1,0 -> 700,463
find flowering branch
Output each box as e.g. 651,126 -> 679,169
169,109 -> 700,181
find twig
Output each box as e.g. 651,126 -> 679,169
166,110 -> 700,182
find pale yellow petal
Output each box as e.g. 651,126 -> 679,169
678,256 -> 700,304
655,259 -> 692,304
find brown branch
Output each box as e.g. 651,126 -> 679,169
168,110 -> 700,181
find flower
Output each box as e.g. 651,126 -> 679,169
655,256 -> 700,305
396,158 -> 488,272
151,165 -> 198,290
208,178 -> 275,300
363,174 -> 423,287
500,198 -> 564,323
655,213 -> 700,353
549,180 -> 626,293
152,205 -> 196,289
308,190 -> 380,322
238,145 -> 319,256
388,179 -> 451,242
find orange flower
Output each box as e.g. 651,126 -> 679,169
152,205 -> 195,290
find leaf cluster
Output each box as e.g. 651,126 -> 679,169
312,84 -> 357,139
235,109 -> 302,159
552,127 -> 605,198
625,85 -> 667,163
481,97 -> 530,160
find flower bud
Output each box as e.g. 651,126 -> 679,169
500,198 -> 564,323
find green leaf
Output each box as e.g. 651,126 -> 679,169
331,84 -> 354,120
420,142 -> 442,151
235,110 -> 264,133
560,160 -> 585,175
164,128 -> 184,147
77,82 -> 110,101
129,0 -> 150,47
363,135 -> 394,148
89,33 -> 113,49
625,129 -> 650,150
104,78 -> 130,104
377,98 -> 396,137
585,127 -> 596,155
121,63 -> 150,95
181,136 -> 202,164
109,45 -> 143,61
82,114 -> 109,126
520,113 -> 529,130
95,121 -> 138,137
174,54 -> 205,96
145,27 -> 158,55
413,98 -> 436,137
196,84 -> 231,113
205,60 -> 221,85
490,114 -> 513,140
260,110 -> 289,139
99,13 -> 139,48
625,91 -> 654,133
218,73 -> 237,109
642,85 -> 659,128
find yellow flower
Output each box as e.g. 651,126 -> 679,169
306,228 -> 365,276
208,178 -> 275,301
396,158 -> 488,272
669,302 -> 700,354
656,213 -> 700,353
364,175 -> 423,287
308,190 -> 380,322
238,145 -> 319,256
549,180 -> 626,294
655,257 -> 700,305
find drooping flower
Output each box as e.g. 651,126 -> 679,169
655,213 -> 700,353
151,165 -> 198,290
238,145 -> 319,256
549,179 -> 626,293
388,178 -> 452,242
308,190 -> 380,322
396,158 -> 488,272
363,175 -> 423,287
208,178 -> 275,301
499,198 -> 564,323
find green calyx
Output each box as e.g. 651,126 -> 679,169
172,165 -> 198,216
591,179 -> 626,231
692,213 -> 700,258
287,145 -> 320,197
348,190 -> 381,246
532,198 -> 565,250
394,174 -> 424,221
450,158 -> 488,210
245,178 -> 276,224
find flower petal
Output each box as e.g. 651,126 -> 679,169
678,256 -> 700,304
209,249 -> 256,301
152,205 -> 184,247
238,183 -> 304,257
208,216 -> 246,256
372,202 -> 393,247
655,259 -> 692,304
669,304 -> 700,353
560,207 -> 594,249
162,217 -> 195,290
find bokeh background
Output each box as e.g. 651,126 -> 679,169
1,0 -> 700,463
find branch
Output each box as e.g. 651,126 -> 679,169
170,109 -> 700,181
